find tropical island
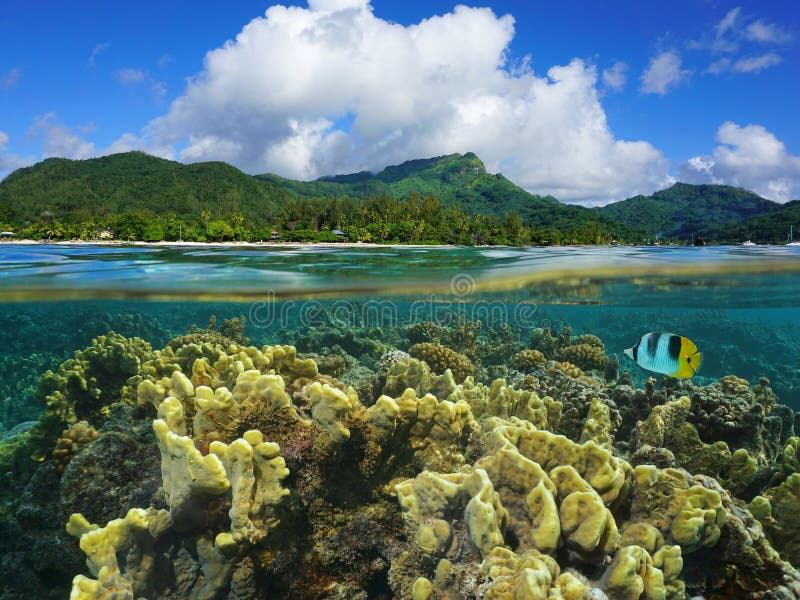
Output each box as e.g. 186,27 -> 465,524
0,151 -> 797,246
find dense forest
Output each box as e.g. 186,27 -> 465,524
596,182 -> 784,241
1,151 -> 797,245
0,152 -> 642,245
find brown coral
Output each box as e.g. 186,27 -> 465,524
52,420 -> 99,473
556,343 -> 608,372
511,349 -> 546,373
408,343 -> 474,384
548,361 -> 584,379
407,321 -> 444,345
572,333 -> 605,350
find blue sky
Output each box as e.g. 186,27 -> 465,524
1,0 -> 799,204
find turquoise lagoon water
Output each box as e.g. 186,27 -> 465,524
2,242 -> 800,428
3,242 -> 800,599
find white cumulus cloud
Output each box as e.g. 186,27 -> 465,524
640,51 -> 690,95
30,113 -> 96,160
602,61 -> 627,92
711,8 -> 741,54
745,19 -> 792,44
25,114 -> 173,164
699,10 -> 790,75
732,53 -> 782,73
679,122 -> 800,202
0,131 -> 36,181
144,1 -> 670,204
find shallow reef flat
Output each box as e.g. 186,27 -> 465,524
1,318 -> 800,599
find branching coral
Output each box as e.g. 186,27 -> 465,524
67,507 -> 172,600
36,332 -> 153,437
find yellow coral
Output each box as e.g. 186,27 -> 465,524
559,489 -> 618,556
480,547 -> 560,599
307,381 -> 355,442
462,378 -> 561,431
631,465 -> 725,553
396,467 -> 508,557
67,507 -> 171,600
601,545 -> 664,600
579,397 -> 613,448
209,430 -> 290,548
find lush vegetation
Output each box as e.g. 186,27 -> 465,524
0,151 -> 645,245
8,151 -> 796,245
596,182 -> 783,242
709,200 -> 800,244
258,152 -> 635,237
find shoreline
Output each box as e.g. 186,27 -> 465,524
0,239 -> 792,249
0,239 -> 460,249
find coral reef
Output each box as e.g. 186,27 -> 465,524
34,332 -> 154,451
750,473 -> 800,566
511,349 -> 547,372
408,342 -> 475,384
529,326 -> 610,374
167,314 -> 250,350
2,318 -> 800,600
52,420 -> 99,473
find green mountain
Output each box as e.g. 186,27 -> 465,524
0,151 -> 639,242
258,152 -> 630,233
597,182 -> 781,241
0,151 -> 291,225
708,200 -> 800,243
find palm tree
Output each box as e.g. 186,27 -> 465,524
200,209 -> 212,233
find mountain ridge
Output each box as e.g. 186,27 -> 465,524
1,150 -> 795,243
596,182 -> 785,241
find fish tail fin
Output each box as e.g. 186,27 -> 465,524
623,347 -> 634,360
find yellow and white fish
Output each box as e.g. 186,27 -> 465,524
624,332 -> 702,378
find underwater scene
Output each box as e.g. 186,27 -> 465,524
2,244 -> 800,600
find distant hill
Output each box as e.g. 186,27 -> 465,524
258,152 -> 633,233
0,151 -> 639,239
708,200 -> 800,243
597,182 -> 781,241
0,151 -> 291,225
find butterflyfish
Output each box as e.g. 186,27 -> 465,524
623,332 -> 702,378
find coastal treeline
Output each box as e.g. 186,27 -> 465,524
0,151 -> 643,245
0,194 -> 634,245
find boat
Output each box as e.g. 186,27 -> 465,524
788,226 -> 800,246
741,240 -> 756,247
